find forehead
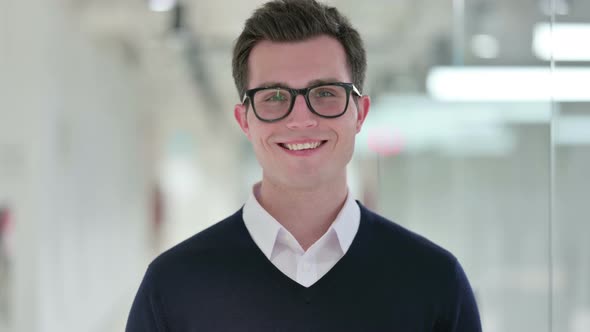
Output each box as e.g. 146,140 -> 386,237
247,35 -> 351,89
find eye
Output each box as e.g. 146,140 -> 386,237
264,89 -> 288,102
313,87 -> 339,98
317,90 -> 335,97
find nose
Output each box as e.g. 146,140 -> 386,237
285,95 -> 318,130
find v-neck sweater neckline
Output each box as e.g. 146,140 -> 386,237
235,200 -> 373,295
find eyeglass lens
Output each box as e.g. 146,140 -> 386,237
252,85 -> 348,120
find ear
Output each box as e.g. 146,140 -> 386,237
355,95 -> 370,133
234,104 -> 251,139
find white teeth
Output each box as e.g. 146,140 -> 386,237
284,142 -> 322,151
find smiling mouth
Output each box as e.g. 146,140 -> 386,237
278,141 -> 327,151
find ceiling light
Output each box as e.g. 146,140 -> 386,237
471,34 -> 499,59
149,0 -> 177,12
533,23 -> 590,61
427,66 -> 590,102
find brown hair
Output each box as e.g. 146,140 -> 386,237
232,0 -> 367,99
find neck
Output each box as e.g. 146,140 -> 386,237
256,175 -> 348,251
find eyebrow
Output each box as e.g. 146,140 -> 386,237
254,78 -> 343,89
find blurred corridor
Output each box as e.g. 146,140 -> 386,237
1,0 -> 589,331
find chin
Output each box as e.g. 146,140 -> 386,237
282,177 -> 324,190
287,168 -> 342,188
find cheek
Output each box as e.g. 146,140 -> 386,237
339,122 -> 360,155
336,117 -> 360,141
248,125 -> 274,155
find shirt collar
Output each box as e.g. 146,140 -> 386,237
242,182 -> 360,260
330,191 -> 360,253
242,184 -> 283,259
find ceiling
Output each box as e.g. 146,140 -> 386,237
71,0 -> 589,129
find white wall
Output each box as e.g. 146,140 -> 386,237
0,1 -> 152,331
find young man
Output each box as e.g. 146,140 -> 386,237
126,1 -> 482,331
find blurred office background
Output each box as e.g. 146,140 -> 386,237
0,0 -> 588,331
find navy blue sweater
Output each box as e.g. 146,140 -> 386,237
126,202 -> 482,331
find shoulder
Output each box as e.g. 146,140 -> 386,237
358,202 -> 459,274
146,209 -> 247,280
358,203 -> 482,329
357,202 -> 473,305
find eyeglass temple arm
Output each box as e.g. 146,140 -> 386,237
352,84 -> 362,96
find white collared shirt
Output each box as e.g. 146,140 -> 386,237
242,183 -> 360,288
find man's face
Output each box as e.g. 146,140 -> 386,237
234,35 -> 370,189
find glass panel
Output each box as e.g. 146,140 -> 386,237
551,0 -> 590,331
360,1 -> 554,331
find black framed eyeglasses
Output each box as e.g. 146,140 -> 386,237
242,82 -> 362,123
